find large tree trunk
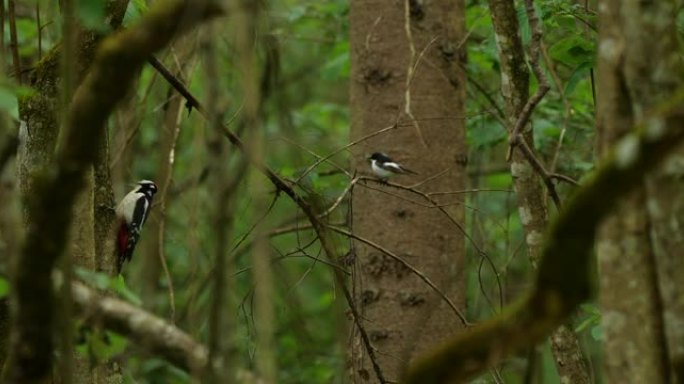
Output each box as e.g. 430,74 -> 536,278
349,0 -> 466,381
596,0 -> 678,381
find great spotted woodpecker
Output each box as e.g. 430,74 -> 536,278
115,180 -> 157,273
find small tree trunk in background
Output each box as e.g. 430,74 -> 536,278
596,0 -> 672,381
487,1 -> 590,381
349,0 -> 466,381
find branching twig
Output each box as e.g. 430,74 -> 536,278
506,0 -> 551,162
540,41 -> 572,174
402,1 -> 429,148
516,138 -> 562,209
549,173 -> 580,186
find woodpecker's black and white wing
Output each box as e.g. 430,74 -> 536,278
133,195 -> 151,228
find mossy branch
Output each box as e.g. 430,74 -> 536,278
403,98 -> 684,383
70,280 -> 207,372
8,1 -> 222,381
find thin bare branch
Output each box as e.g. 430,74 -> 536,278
327,224 -> 469,326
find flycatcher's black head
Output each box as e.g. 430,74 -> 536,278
137,180 -> 158,197
368,152 -> 391,162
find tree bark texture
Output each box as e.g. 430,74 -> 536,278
487,1 -> 591,382
596,0 -> 676,382
18,0 -> 129,202
349,0 -> 467,381
12,1 -> 128,381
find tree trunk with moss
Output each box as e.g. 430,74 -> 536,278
596,0 -> 677,382
12,1 -> 129,381
349,0 -> 467,381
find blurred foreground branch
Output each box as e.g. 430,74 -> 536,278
404,94 -> 684,383
70,280 -> 208,372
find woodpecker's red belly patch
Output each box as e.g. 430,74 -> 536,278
117,222 -> 129,256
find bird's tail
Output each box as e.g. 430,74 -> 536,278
401,166 -> 419,175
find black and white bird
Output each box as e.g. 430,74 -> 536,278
115,180 -> 158,273
368,152 -> 418,180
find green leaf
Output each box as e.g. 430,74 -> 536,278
0,85 -> 20,120
76,328 -> 129,362
75,267 -> 110,290
548,35 -> 595,67
486,172 -> 512,189
0,277 -> 9,299
575,311 -> 600,333
91,331 -> 128,360
564,61 -> 593,96
123,0 -> 146,25
110,275 -> 143,306
74,268 -> 142,306
76,0 -> 110,32
321,41 -> 350,80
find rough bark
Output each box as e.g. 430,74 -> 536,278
349,0 -> 467,381
13,1 -> 128,381
17,0 -> 129,202
7,1 -> 223,381
94,132 -> 117,275
596,1 -> 675,382
487,1 -> 590,382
